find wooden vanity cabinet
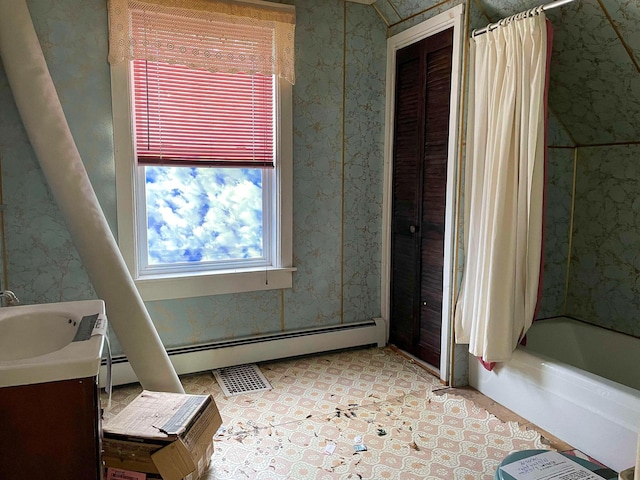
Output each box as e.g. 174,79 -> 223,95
0,376 -> 102,480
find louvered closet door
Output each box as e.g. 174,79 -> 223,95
389,28 -> 453,369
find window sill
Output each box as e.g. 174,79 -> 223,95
135,266 -> 297,301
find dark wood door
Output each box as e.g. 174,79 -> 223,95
389,28 -> 453,368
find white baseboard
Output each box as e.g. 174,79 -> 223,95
100,318 -> 387,388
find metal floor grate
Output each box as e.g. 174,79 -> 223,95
213,364 -> 273,397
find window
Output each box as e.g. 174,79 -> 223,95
108,0 -> 295,300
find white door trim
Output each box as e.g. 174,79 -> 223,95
381,4 -> 465,383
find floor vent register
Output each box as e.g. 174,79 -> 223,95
213,364 -> 273,397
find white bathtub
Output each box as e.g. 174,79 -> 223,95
469,316 -> 640,473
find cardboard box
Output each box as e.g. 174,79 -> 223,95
102,391 -> 222,480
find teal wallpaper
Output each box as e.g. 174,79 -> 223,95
536,143 -> 640,339
388,0 -> 465,36
473,0 -> 640,146
0,0 -> 387,355
548,1 -> 640,146
10,0 -> 636,380
535,146 -> 573,319
535,113 -> 575,319
0,0 -> 102,304
566,145 -> 640,337
344,2 -> 387,325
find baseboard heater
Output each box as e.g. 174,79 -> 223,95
100,318 -> 386,387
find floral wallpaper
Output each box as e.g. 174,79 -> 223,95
535,146 -> 574,319
548,0 -> 640,146
387,0 -> 465,35
472,0 -> 640,146
344,2 -> 387,325
4,0 -> 636,384
534,141 -> 640,340
0,0 -> 102,305
566,145 -> 640,337
0,0 -> 474,384
534,112 -> 575,320
0,0 -> 387,355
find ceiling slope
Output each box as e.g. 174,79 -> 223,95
375,0 -> 640,145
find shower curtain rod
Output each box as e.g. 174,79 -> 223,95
472,0 -> 577,37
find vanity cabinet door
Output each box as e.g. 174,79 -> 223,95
0,376 -> 101,480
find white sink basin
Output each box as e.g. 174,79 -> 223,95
0,300 -> 107,387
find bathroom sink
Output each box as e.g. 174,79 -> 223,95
0,300 -> 107,387
0,312 -> 81,361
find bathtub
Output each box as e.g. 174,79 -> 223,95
469,316 -> 640,473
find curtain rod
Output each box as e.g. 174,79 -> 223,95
472,0 -> 577,37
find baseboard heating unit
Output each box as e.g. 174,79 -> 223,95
100,318 -> 386,387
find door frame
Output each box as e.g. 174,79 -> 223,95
381,4 -> 465,383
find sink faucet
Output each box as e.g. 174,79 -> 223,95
0,290 -> 20,306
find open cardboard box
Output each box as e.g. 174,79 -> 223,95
102,391 -> 222,480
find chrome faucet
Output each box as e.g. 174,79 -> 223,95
0,290 -> 20,307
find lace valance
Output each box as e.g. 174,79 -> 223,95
108,0 -> 296,84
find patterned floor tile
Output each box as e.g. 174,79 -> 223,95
102,347 -> 550,479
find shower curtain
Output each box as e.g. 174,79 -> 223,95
454,13 -> 552,364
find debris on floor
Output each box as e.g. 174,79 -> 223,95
323,442 -> 336,455
353,436 -> 367,453
103,347 -> 559,479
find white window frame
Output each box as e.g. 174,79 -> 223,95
111,65 -> 294,301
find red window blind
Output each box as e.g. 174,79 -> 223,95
133,60 -> 275,168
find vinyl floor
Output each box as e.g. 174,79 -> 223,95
102,346 -> 574,479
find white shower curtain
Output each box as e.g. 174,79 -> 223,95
454,14 -> 550,364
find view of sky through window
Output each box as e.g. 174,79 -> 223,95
145,166 -> 264,264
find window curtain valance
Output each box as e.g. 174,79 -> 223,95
108,0 -> 296,84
